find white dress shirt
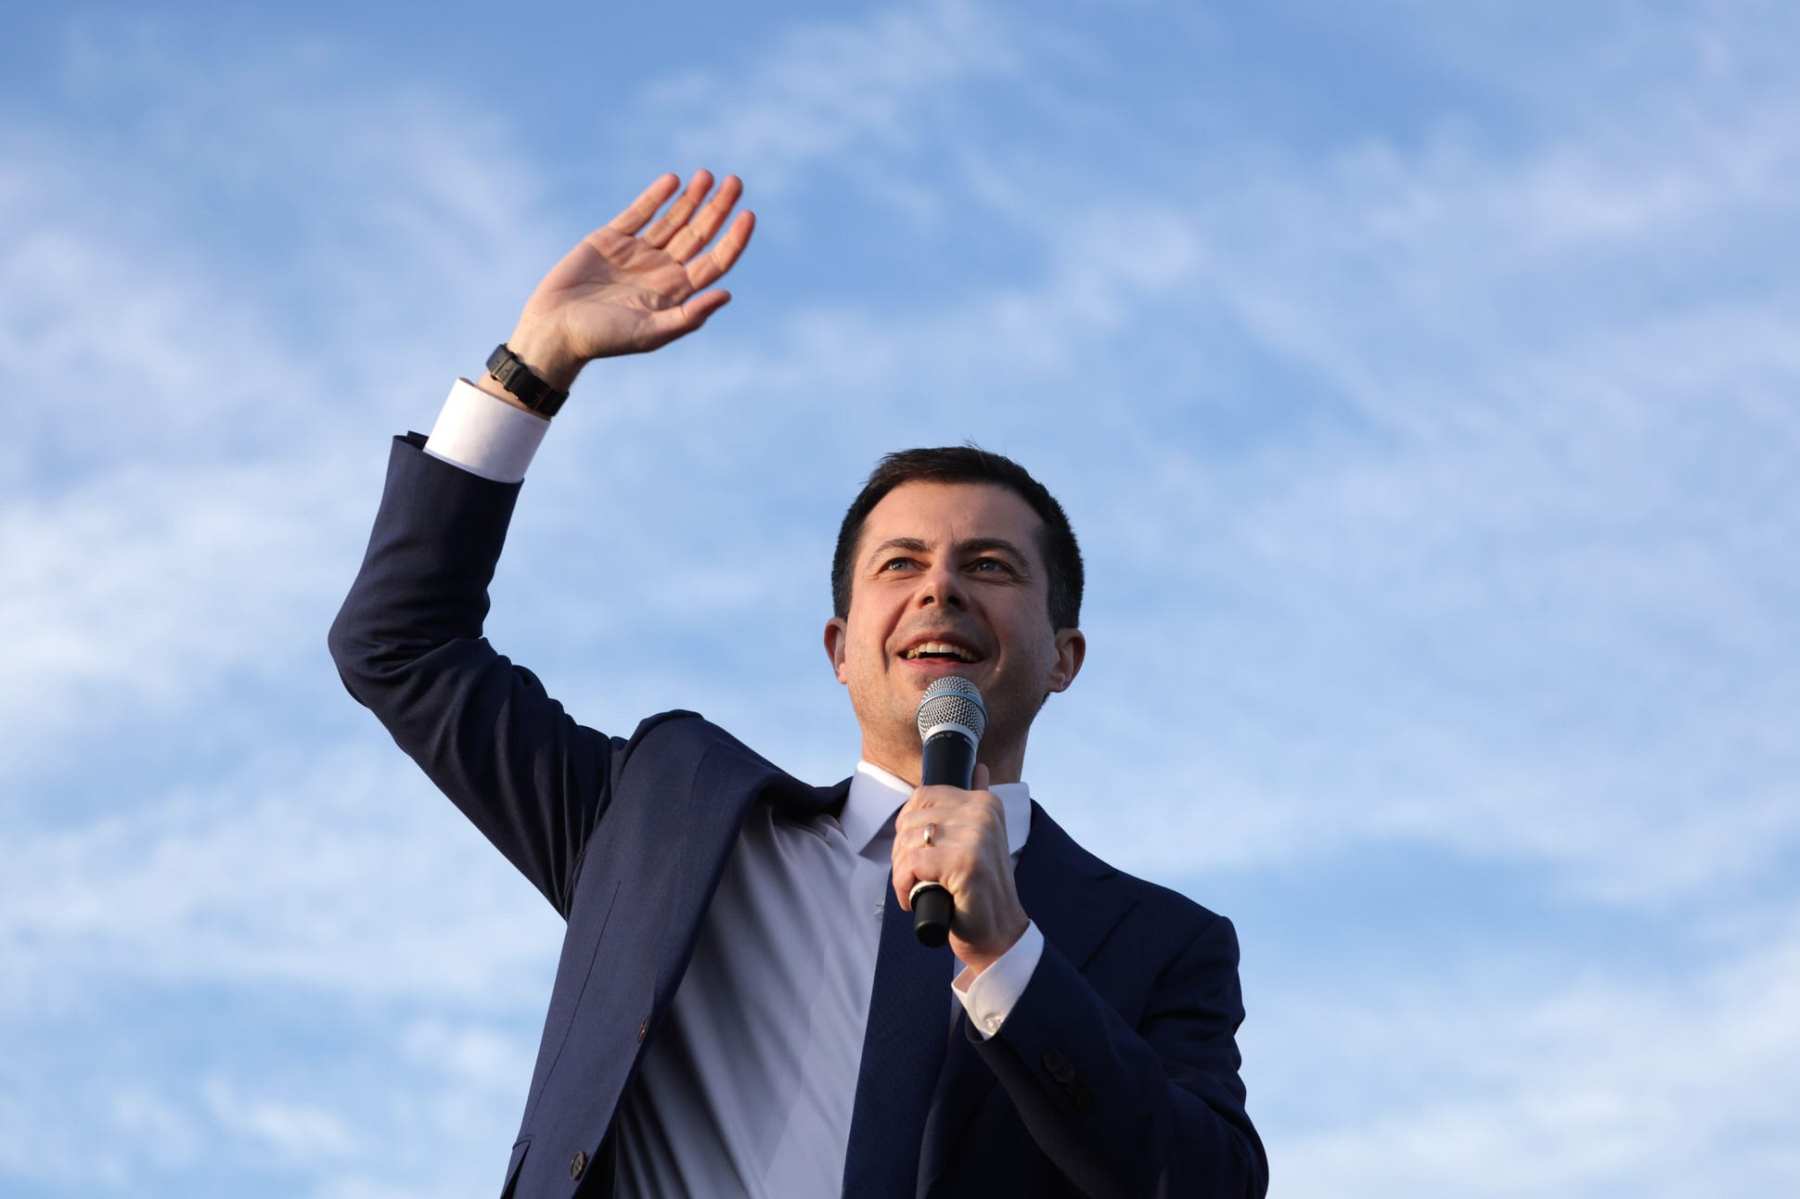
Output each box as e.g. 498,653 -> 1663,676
423,380 -> 1046,1196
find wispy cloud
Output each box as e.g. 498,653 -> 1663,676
640,0 -> 1027,194
204,1076 -> 361,1163
1,742 -> 560,1012
0,741 -> 552,1193
0,31 -> 565,776
1262,912 -> 1800,1195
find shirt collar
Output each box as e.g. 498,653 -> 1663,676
842,759 -> 1033,861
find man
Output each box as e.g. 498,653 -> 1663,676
329,171 -> 1267,1198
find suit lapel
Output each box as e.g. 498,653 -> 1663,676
917,800 -> 1137,1193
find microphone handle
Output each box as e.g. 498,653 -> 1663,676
912,729 -> 976,946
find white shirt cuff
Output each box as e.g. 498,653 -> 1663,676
421,377 -> 550,483
953,920 -> 1044,1039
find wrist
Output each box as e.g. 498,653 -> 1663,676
504,317 -> 582,392
960,912 -> 1030,978
479,330 -> 577,418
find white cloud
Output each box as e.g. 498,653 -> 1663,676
204,1076 -> 360,1163
1259,914 -> 1800,1196
108,1087 -> 204,1170
642,0 -> 1026,192
0,740 -> 560,1014
0,741 -> 553,1193
0,457 -> 361,773
0,32 -> 565,774
401,1019 -> 539,1097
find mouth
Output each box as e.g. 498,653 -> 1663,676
895,636 -> 986,667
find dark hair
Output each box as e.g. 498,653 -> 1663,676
832,446 -> 1084,630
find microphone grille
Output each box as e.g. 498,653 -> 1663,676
916,676 -> 988,743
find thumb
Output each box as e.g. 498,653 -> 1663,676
973,762 -> 991,791
642,290 -> 730,348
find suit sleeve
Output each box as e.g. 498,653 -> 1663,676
327,433 -> 616,917
971,913 -> 1269,1198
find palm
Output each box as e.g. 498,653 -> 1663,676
521,172 -> 754,360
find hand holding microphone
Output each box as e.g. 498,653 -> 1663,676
898,678 -> 1030,966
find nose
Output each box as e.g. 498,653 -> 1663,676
915,559 -> 967,610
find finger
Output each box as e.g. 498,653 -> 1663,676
890,835 -> 914,908
973,763 -> 991,791
607,173 -> 682,235
683,289 -> 733,327
642,170 -> 714,249
907,784 -> 952,811
893,853 -> 942,912
667,174 -> 744,263
640,290 -> 732,348
685,210 -> 756,292
895,806 -> 942,847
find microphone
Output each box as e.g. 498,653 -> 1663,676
911,676 -> 987,947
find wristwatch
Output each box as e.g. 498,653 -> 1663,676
485,343 -> 570,417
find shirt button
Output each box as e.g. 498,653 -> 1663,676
983,1014 -> 1002,1034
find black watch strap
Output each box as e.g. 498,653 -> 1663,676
485,343 -> 570,417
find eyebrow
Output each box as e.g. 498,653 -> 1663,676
864,536 -> 1033,574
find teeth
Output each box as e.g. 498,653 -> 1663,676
903,641 -> 976,661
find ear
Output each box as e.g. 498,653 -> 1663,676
823,616 -> 850,684
1046,627 -> 1086,694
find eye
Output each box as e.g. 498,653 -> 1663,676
969,558 -> 1013,575
880,557 -> 917,572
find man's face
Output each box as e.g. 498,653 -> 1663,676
823,481 -> 1085,780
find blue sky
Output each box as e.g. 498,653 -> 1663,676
3,1 -> 1797,1195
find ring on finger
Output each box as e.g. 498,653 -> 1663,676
922,822 -> 936,848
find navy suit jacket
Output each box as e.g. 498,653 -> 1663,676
328,435 -> 1269,1198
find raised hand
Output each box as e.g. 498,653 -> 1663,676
500,171 -> 755,393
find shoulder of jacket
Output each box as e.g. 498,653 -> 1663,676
616,711 -> 805,786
